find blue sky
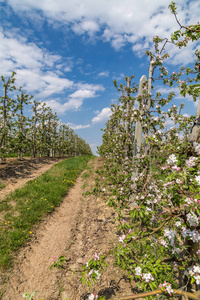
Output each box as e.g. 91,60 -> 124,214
0,0 -> 199,154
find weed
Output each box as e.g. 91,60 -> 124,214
22,291 -> 37,300
50,256 -> 68,270
22,291 -> 44,300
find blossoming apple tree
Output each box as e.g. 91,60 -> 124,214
0,75 -> 92,162
81,2 -> 200,299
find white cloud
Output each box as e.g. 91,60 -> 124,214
43,83 -> 104,113
98,71 -> 109,77
69,89 -> 96,99
111,35 -> 125,51
0,27 -> 74,98
166,118 -> 175,126
5,0 -> 199,64
43,98 -> 84,112
156,86 -> 195,102
112,73 -> 125,82
165,41 -> 198,65
92,107 -> 112,123
65,85 -> 104,110
41,99 -> 66,114
15,69 -> 73,98
64,66 -> 72,72
72,20 -> 99,35
183,113 -> 190,118
156,86 -> 180,96
39,73 -> 73,98
103,29 -> 126,50
0,29 -> 40,72
67,122 -> 91,130
0,25 -> 106,111
56,63 -> 72,73
76,82 -> 105,92
131,40 -> 150,57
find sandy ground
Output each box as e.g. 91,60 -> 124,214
0,157 -> 137,300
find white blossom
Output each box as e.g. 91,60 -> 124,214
175,221 -> 182,227
88,269 -> 101,280
160,240 -> 168,247
193,142 -> 200,155
193,265 -> 200,273
93,252 -> 101,261
185,156 -> 198,168
135,266 -> 142,276
188,265 -> 200,285
146,207 -> 152,212
184,197 -> 193,206
176,178 -> 183,184
195,175 -> 200,185
166,284 -> 173,295
142,273 -> 154,282
88,294 -> 98,300
171,248 -> 181,254
194,275 -> 200,285
187,212 -> 199,227
164,228 -> 176,246
159,282 -> 174,295
181,227 -> 200,242
171,165 -> 181,171
167,154 -> 178,165
119,234 -> 126,243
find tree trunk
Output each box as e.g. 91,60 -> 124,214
18,149 -> 22,160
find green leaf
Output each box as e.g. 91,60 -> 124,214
139,212 -> 144,218
149,282 -> 154,290
191,277 -> 195,284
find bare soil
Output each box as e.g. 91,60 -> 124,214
0,157 -> 136,300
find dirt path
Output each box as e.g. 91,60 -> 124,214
2,160 -> 88,300
1,158 -> 135,300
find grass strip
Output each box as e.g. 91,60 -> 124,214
0,155 -> 93,269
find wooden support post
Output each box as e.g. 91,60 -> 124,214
190,97 -> 200,143
134,75 -> 147,158
122,84 -> 126,129
144,57 -> 154,156
130,75 -> 147,203
115,100 -> 119,133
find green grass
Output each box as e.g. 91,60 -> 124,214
81,171 -> 91,179
82,182 -> 88,189
0,183 -> 6,190
0,155 -> 93,269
